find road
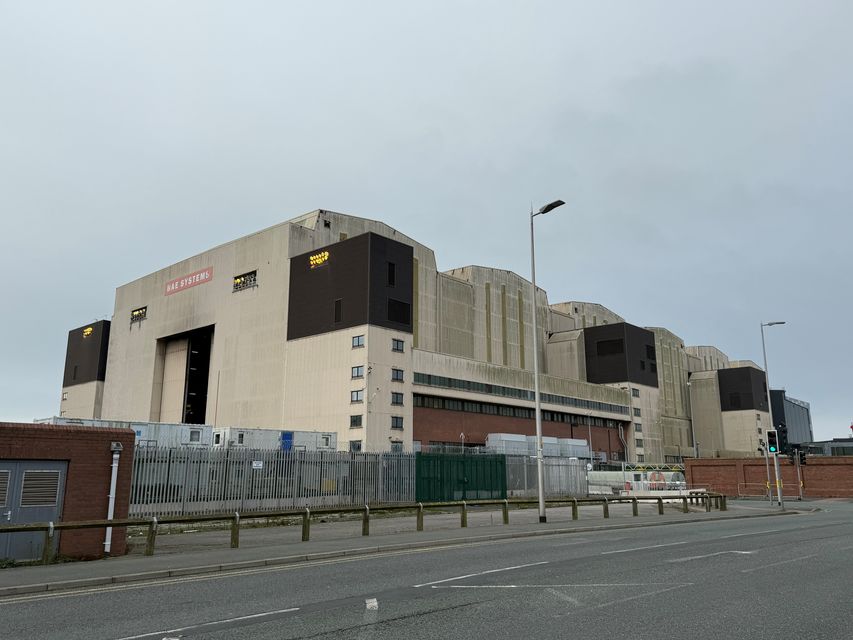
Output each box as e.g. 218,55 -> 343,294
2,500 -> 851,639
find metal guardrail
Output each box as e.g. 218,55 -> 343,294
0,493 -> 724,565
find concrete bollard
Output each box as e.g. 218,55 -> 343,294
682,497 -> 689,514
705,496 -> 712,513
502,500 -> 509,525
362,505 -> 370,536
145,517 -> 158,556
416,503 -> 424,531
632,498 -> 639,517
230,512 -> 240,548
602,498 -> 610,519
41,522 -> 54,565
302,507 -> 311,542
461,501 -> 468,528
721,495 -> 728,511
715,496 -> 721,510
571,498 -> 578,521
657,498 -> 664,515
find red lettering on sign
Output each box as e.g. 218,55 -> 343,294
165,267 -> 214,296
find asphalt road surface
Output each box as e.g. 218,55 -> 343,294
3,500 -> 851,640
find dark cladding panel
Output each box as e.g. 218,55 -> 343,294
288,234 -> 371,340
583,323 -> 658,387
63,320 -> 111,387
367,234 -> 413,334
718,366 -> 768,412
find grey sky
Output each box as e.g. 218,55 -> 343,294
1,1 -> 850,439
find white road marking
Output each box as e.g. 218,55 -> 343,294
668,550 -> 755,563
546,588 -> 582,606
720,529 -> 780,539
433,583 -> 692,589
413,561 -> 548,588
600,541 -> 687,555
112,607 -> 300,640
365,598 -> 379,610
740,554 -> 817,573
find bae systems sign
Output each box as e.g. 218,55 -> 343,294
165,267 -> 213,296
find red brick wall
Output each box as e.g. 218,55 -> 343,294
414,407 -> 625,458
685,456 -> 853,498
0,422 -> 136,559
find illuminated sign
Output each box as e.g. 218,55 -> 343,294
82,326 -> 93,338
165,267 -> 214,296
309,251 -> 329,268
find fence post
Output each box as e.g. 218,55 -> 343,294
631,498 -> 639,517
502,499 -> 509,525
681,497 -> 689,514
715,495 -> 721,510
571,498 -> 578,521
362,505 -> 370,537
657,497 -> 664,515
461,501 -> 468,528
602,498 -> 609,519
416,502 -> 424,531
705,496 -> 712,513
302,507 -> 311,542
41,522 -> 54,565
720,495 -> 727,511
145,517 -> 158,556
230,512 -> 240,548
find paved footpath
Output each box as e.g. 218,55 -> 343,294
0,498 -> 797,595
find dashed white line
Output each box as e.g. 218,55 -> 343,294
413,561 -> 548,588
720,529 -> 781,539
600,541 -> 687,555
112,607 -> 300,640
740,554 -> 818,573
668,551 -> 756,563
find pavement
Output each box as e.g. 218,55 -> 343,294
0,497 -> 795,596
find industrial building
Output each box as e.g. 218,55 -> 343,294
59,208 -> 809,462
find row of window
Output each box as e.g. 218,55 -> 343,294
351,335 -> 406,353
349,415 -> 404,430
413,394 -> 624,428
349,440 -> 404,453
413,373 -> 630,415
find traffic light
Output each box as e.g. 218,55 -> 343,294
799,450 -> 807,466
777,424 -> 789,454
766,429 -> 780,454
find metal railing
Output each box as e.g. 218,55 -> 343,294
130,448 -> 416,517
0,492 -> 725,565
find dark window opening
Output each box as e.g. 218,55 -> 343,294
233,270 -> 257,292
392,338 -> 404,352
350,415 -> 362,428
646,344 -> 657,361
596,339 -> 624,356
334,299 -> 342,323
391,368 -> 404,382
388,262 -> 396,287
640,360 -> 646,370
650,362 -> 657,374
391,416 -> 404,429
388,299 -> 411,325
323,219 -> 331,228
349,440 -> 362,452
183,325 -> 213,424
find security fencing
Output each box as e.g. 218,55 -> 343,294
505,455 -> 588,498
129,447 -> 416,517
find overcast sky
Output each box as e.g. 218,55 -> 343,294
1,1 -> 850,440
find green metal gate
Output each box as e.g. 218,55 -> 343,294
415,453 -> 507,502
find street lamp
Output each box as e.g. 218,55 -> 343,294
760,321 -> 786,508
530,199 -> 565,523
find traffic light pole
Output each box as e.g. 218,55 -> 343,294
763,446 -> 772,503
772,452 -> 785,510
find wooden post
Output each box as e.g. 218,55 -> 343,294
145,517 -> 158,556
721,495 -> 728,511
301,507 -> 311,542
230,512 -> 240,548
461,501 -> 468,528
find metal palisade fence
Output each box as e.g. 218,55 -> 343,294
505,455 -> 588,498
129,447 -> 416,517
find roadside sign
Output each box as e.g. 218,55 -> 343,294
252,460 -> 264,470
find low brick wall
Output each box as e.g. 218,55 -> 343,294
0,422 -> 136,559
685,456 -> 853,498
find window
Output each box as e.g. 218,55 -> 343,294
233,270 -> 257,292
596,339 -> 624,356
631,388 -> 640,398
321,435 -> 332,448
61,392 -> 68,401
635,439 -> 644,449
391,392 -> 404,406
350,415 -> 363,428
633,408 -> 641,417
334,299 -> 342,323
323,219 -> 331,228
72,365 -> 78,381
189,429 -> 201,443
351,390 -> 364,403
646,344 -> 657,361
391,416 -> 404,430
640,360 -> 646,370
214,433 -> 221,445
634,423 -> 643,433
131,306 -> 147,323
392,338 -> 405,353
352,335 -> 365,348
352,365 -> 364,379
388,299 -> 411,324
636,454 -> 645,463
350,440 -> 362,453
390,441 -> 403,453
650,363 -> 657,374
387,262 -> 396,287
237,433 -> 245,444
391,368 -> 404,382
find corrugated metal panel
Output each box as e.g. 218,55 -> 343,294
20,471 -> 60,507
0,470 -> 9,506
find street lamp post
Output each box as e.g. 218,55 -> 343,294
761,321 -> 786,508
530,199 -> 565,524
